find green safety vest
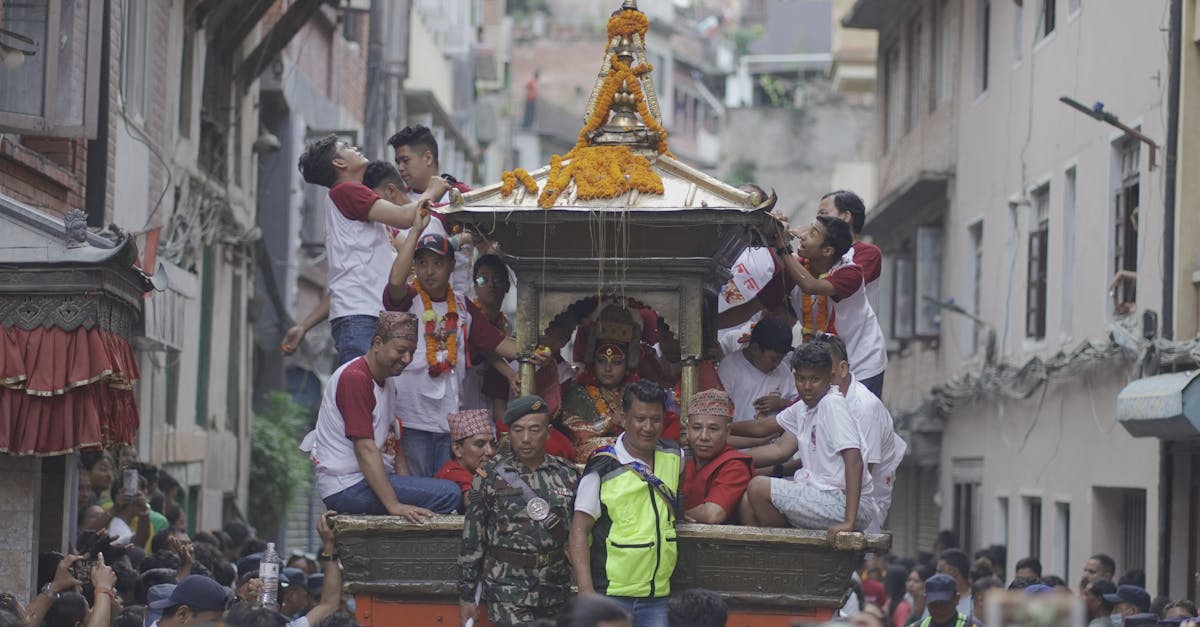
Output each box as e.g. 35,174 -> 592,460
587,441 -> 683,598
917,614 -> 969,627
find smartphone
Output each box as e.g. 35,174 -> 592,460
70,558 -> 94,583
123,469 -> 139,496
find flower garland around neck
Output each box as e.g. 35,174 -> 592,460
577,370 -> 640,419
413,280 -> 459,377
797,258 -> 831,337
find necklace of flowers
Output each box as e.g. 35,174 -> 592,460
413,280 -> 459,377
472,298 -> 510,336
578,371 -> 639,420
797,258 -> 831,336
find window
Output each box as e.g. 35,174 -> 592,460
1026,185 -> 1050,340
226,270 -> 243,433
996,495 -> 1011,546
905,15 -> 923,133
1061,167 -> 1076,337
915,225 -> 943,338
1122,490 -> 1146,572
969,221 -> 985,354
1012,0 -> 1024,63
1037,0 -> 1056,39
884,44 -> 903,151
1022,495 -> 1043,559
952,459 -> 984,554
1054,501 -> 1071,578
120,0 -> 149,120
0,0 -> 103,136
975,0 -> 991,95
178,20 -> 195,138
931,0 -> 953,110
894,253 -> 915,340
1112,139 -> 1140,313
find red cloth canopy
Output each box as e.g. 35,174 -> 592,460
0,325 -> 140,455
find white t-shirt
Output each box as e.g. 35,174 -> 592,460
300,357 -> 400,499
789,258 -> 887,380
775,389 -> 873,496
845,377 -> 907,526
324,187 -> 396,320
573,434 -> 641,518
717,348 -> 797,422
717,247 -> 774,356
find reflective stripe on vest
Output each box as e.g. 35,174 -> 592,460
917,614 -> 968,627
595,444 -> 682,598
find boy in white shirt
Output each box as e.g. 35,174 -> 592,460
736,341 -> 874,543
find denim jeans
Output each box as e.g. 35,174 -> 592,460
606,596 -> 668,627
401,428 -> 451,478
330,315 -> 378,367
860,371 -> 885,399
321,475 -> 460,515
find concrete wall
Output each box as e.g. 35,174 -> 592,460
0,457 -> 39,599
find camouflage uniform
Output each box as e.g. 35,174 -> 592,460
458,451 -> 579,626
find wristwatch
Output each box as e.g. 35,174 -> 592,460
40,582 -> 59,597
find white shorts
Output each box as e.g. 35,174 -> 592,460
768,478 -> 874,530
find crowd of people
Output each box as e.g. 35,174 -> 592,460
836,532 -> 1199,627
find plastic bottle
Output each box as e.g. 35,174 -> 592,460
258,542 -> 280,610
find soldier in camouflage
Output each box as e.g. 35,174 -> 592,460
458,395 -> 580,626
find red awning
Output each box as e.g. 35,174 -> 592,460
0,325 -> 140,455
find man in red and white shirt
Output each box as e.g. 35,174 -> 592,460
299,311 -> 460,520
817,190 -> 883,312
383,219 -> 541,477
296,135 -> 448,366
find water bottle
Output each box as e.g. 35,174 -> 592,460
258,542 -> 280,610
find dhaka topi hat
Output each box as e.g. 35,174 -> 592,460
688,389 -> 734,419
377,310 -> 418,344
448,409 -> 494,442
504,395 -> 549,426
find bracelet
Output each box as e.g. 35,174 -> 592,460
319,551 -> 339,561
95,587 -> 116,600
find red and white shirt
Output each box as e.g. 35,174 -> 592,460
718,247 -> 775,355
325,183 -> 396,320
787,258 -> 887,380
845,241 -> 883,313
383,285 -> 506,433
300,357 -> 401,499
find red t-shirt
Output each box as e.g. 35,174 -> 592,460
435,459 -> 474,493
852,241 -> 882,284
756,255 -> 865,305
381,285 -> 506,354
329,182 -> 381,222
825,263 -> 865,303
682,445 -> 753,515
334,358 -> 381,439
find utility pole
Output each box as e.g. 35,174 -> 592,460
364,0 -> 387,158
388,0 -> 411,143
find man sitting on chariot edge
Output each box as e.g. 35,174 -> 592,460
680,389 -> 752,525
736,340 -> 875,544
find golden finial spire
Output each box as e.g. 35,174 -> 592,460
621,0 -> 638,10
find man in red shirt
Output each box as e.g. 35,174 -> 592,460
435,409 -> 497,508
682,389 -> 752,524
817,190 -> 882,312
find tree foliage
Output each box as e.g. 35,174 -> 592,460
249,392 -> 312,539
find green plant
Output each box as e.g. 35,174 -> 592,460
249,392 -> 312,539
727,25 -> 764,57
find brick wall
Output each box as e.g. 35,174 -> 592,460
0,136 -> 88,218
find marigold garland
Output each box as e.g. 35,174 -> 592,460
499,168 -> 539,198
413,280 -> 459,377
607,10 -> 650,38
797,259 -> 831,337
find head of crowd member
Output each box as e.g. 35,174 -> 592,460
924,574 -> 962,623
152,575 -> 230,627
1014,556 -> 1043,580
1083,553 -> 1116,584
619,380 -> 667,457
817,190 -> 868,236
298,134 -> 368,189
538,312 -> 577,360
280,568 -> 310,618
81,450 -> 115,501
222,603 -> 289,627
933,529 -> 959,558
369,311 -> 418,378
165,504 -> 187,530
1103,584 -> 1151,617
1082,579 -> 1117,621
791,340 -> 834,409
907,564 -> 934,604
555,594 -> 632,627
1165,599 -> 1199,619
158,471 -> 181,507
412,233 -> 455,299
972,575 -> 1003,609
448,409 -> 497,474
938,549 -> 971,593
820,333 -> 852,387
1008,576 -> 1040,590
1117,568 -> 1145,589
388,125 -> 440,193
473,255 -> 511,311
505,396 -> 553,468
78,504 -> 106,531
686,390 -> 735,464
666,588 -> 727,627
1040,574 -> 1069,593
592,342 -> 629,388
985,543 -> 1007,580
796,215 -> 854,267
44,592 -> 89,627
222,521 -> 252,558
744,317 -> 791,374
362,160 -> 408,205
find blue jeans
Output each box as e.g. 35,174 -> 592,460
607,596 -> 668,627
401,428 -> 451,478
322,475 -> 460,515
330,315 -> 378,366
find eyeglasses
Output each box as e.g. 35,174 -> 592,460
475,276 -> 509,288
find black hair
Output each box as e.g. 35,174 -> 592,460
972,575 -> 1003,599
815,214 -> 854,259
241,539 -> 268,559
131,462 -> 159,486
1118,568 -> 1145,588
165,504 -> 186,527
790,340 -> 833,373
158,470 -> 180,496
212,559 -> 237,588
363,160 -> 405,191
822,189 -> 867,234
939,549 -> 971,582
622,379 -> 667,412
141,550 -> 181,573
1040,574 -> 1068,590
986,543 -> 1007,578
967,563 -> 994,584
135,568 -> 177,604
820,333 -> 848,363
315,612 -> 364,627
885,565 -> 909,622
151,528 -> 186,554
112,606 -> 147,627
1015,556 -> 1043,577
472,255 -> 510,282
1090,553 -> 1116,578
44,592 -> 88,627
1007,576 -> 1040,590
555,595 -> 631,627
223,520 -> 251,547
79,449 -> 109,471
387,125 -> 439,164
1087,579 -> 1117,613
298,134 -> 342,188
194,531 -> 220,548
667,588 -> 727,627
115,562 -> 139,597
222,605 -> 289,627
936,529 -> 960,550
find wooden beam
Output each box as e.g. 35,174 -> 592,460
214,0 -> 276,56
235,0 -> 328,92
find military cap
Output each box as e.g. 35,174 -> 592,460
503,395 -> 549,426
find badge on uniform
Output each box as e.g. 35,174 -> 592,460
526,497 -> 550,521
